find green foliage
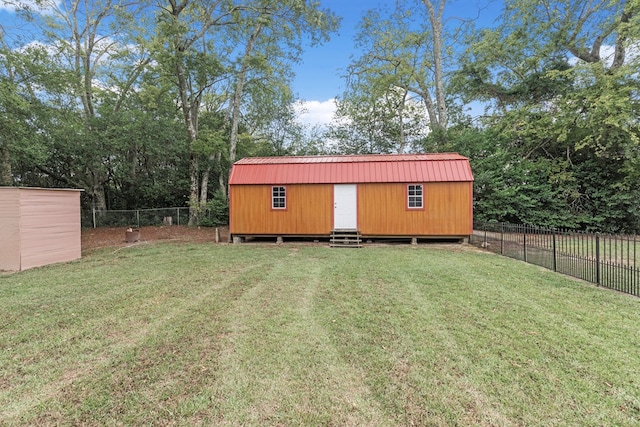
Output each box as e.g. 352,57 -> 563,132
329,87 -> 428,154
452,0 -> 640,232
1,0 -> 340,217
200,190 -> 229,227
332,0 -> 467,152
3,0 -> 639,232
444,122 -> 640,232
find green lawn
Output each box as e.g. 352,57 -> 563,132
1,243 -> 640,426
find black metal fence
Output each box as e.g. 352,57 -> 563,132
471,222 -> 640,298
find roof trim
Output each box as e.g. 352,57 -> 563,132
233,153 -> 467,165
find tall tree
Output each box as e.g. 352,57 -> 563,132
0,35 -> 28,186
153,0 -> 338,225
456,0 -> 640,231
329,85 -> 427,154
153,0 -> 239,225
5,0 -> 152,211
241,83 -> 305,156
341,0 -> 470,147
226,0 -> 339,164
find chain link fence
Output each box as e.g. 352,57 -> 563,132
82,207 -> 202,228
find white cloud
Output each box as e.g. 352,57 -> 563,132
569,42 -> 640,67
0,0 -> 59,14
16,39 -> 57,54
295,98 -> 337,128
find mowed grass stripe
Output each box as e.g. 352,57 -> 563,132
212,247 -> 390,426
312,247 -> 640,425
1,245 -> 269,424
1,243 -> 639,426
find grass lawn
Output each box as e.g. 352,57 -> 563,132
1,242 -> 640,426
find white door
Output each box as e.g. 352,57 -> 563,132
334,184 -> 357,229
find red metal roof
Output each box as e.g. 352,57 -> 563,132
229,153 -> 473,185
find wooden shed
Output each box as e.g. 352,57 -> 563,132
228,153 -> 474,243
0,187 -> 82,271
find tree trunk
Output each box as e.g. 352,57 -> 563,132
397,89 -> 408,153
218,172 -> 226,198
188,153 -> 200,226
199,155 -> 215,213
414,84 -> 439,130
422,0 -> 448,132
229,23 -> 263,167
92,182 -> 107,212
175,52 -> 202,226
216,152 -> 227,198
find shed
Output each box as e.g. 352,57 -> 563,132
0,187 -> 82,271
228,153 -> 474,242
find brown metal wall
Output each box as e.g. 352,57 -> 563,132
0,187 -> 81,271
0,188 -> 21,271
20,189 -> 82,270
230,184 -> 333,235
358,182 -> 473,236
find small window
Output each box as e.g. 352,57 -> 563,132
272,186 -> 286,209
408,184 -> 423,209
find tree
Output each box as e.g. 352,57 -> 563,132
0,30 -> 82,189
92,80 -> 191,210
3,0 -> 154,212
0,35 -> 30,186
456,0 -> 640,231
501,0 -> 638,72
152,0 -> 238,224
339,0 -> 472,148
226,0 -> 339,163
153,0 -> 338,225
328,85 -> 427,154
242,87 -> 306,156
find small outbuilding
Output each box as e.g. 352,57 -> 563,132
0,187 -> 82,271
228,153 -> 474,242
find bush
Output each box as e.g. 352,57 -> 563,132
201,191 -> 228,227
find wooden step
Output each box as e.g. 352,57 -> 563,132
330,229 -> 362,248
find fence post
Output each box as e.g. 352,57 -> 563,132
483,224 -> 487,247
523,225 -> 527,263
552,229 -> 557,272
92,208 -> 96,228
500,222 -> 504,255
635,235 -> 637,295
634,234 -> 637,270
136,210 -> 140,228
596,233 -> 601,286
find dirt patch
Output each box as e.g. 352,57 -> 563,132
82,225 -> 230,252
82,227 -> 480,252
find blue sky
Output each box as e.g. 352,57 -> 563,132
294,0 -> 504,126
293,1 -> 380,102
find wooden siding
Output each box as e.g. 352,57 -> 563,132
0,188 -> 21,271
358,182 -> 473,236
230,184 -> 333,235
0,187 -> 81,271
230,182 -> 473,237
